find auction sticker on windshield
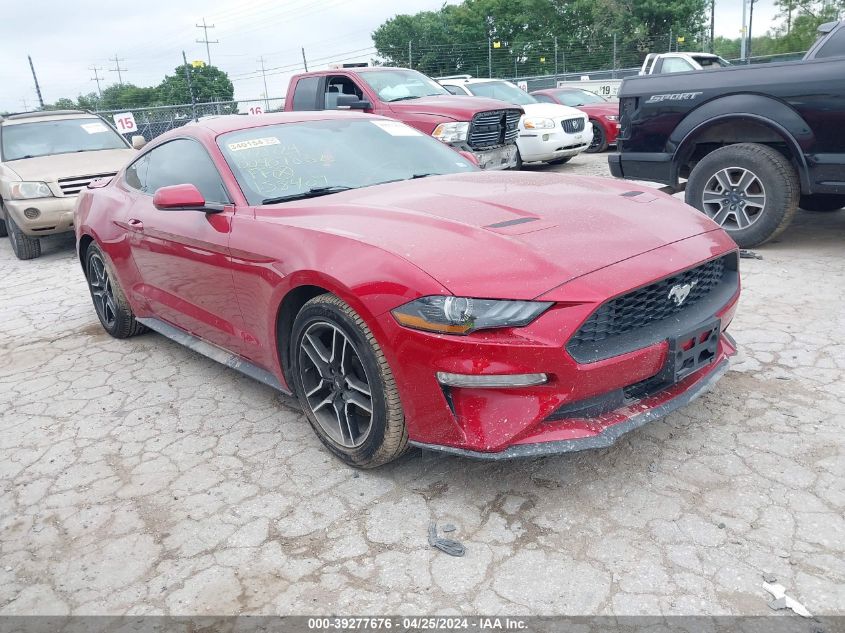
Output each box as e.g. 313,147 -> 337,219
81,122 -> 109,134
228,137 -> 281,152
370,120 -> 422,136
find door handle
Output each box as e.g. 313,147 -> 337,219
128,218 -> 144,230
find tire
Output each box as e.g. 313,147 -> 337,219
84,243 -> 147,338
548,156 -> 572,165
6,214 -> 41,260
799,194 -> 845,212
585,121 -> 608,153
0,218 -> 7,238
514,149 -> 524,170
290,293 -> 408,468
685,143 -> 799,248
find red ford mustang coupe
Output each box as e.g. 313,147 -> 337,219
75,112 -> 739,468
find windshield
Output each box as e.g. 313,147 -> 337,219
552,89 -> 608,106
218,118 -> 478,205
466,81 -> 538,105
1,117 -> 128,161
358,69 -> 450,102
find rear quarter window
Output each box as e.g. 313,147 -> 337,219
291,76 -> 320,111
816,28 -> 845,58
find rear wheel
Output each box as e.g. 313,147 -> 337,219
84,243 -> 146,338
585,121 -> 608,153
799,194 -> 845,212
291,293 -> 408,468
685,143 -> 799,248
7,214 -> 41,260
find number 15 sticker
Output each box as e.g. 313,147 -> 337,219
112,112 -> 138,134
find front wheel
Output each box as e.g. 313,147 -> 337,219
799,194 -> 845,212
685,143 -> 799,248
585,122 -> 608,153
290,294 -> 408,468
7,214 -> 41,260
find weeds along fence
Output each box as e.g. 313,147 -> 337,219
97,97 -> 285,141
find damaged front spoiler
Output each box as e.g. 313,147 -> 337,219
410,357 -> 730,460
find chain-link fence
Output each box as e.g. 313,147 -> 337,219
97,97 -> 285,141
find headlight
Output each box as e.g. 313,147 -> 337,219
9,181 -> 54,200
605,115 -> 619,122
431,122 -> 469,144
523,117 -> 555,130
392,296 -> 553,335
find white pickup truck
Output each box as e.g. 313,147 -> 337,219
556,52 -> 731,99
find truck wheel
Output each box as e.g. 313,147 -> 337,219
799,194 -> 845,212
290,293 -> 409,468
585,122 -> 608,153
7,214 -> 42,260
686,143 -> 799,248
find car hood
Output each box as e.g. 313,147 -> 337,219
3,148 -> 136,182
386,95 -> 522,121
521,102 -> 585,119
577,103 -> 620,118
266,171 -> 721,299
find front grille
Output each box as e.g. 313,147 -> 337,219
562,117 -> 586,134
468,109 -> 521,149
57,172 -> 117,196
567,254 -> 735,361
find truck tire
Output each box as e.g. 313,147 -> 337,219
685,143 -> 799,248
7,214 -> 42,260
799,194 -> 845,212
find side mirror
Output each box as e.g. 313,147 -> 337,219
458,150 -> 479,166
335,94 -> 371,110
153,184 -> 211,211
131,135 -> 147,150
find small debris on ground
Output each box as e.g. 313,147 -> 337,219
763,582 -> 812,618
428,522 -> 465,557
740,249 -> 763,260
441,523 -> 456,532
763,572 -> 778,583
648,462 -> 658,473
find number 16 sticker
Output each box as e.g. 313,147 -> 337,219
112,112 -> 138,134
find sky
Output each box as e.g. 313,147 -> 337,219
1,0 -> 782,113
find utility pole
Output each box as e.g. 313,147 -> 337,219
554,37 -> 558,80
408,41 -> 413,69
109,55 -> 127,85
488,38 -> 492,78
612,34 -> 617,78
747,0 -> 756,61
669,27 -> 673,52
90,66 -> 104,97
301,47 -> 308,71
710,0 -> 716,52
195,18 -> 218,66
258,56 -> 270,112
740,0 -> 748,60
27,56 -> 44,109
182,51 -> 198,122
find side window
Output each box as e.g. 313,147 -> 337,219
443,85 -> 465,95
533,93 -> 555,103
291,76 -> 320,111
324,75 -> 364,109
144,139 -> 229,204
817,28 -> 845,58
124,154 -> 149,191
660,57 -> 696,73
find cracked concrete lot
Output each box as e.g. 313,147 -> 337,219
1,152 -> 844,617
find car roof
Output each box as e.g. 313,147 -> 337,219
440,77 -> 509,85
0,110 -> 95,125
154,111 -> 385,140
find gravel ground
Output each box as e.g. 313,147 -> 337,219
1,152 -> 844,616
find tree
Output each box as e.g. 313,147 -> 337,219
157,64 -> 234,104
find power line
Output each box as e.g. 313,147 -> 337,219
109,55 -> 127,85
196,17 -> 219,66
90,66 -> 104,97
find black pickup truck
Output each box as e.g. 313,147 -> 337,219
609,20 -> 845,247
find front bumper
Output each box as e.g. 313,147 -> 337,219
518,128 -> 588,162
4,196 -> 76,236
470,144 -> 518,170
373,235 -> 740,457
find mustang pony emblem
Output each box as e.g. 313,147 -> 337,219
668,281 -> 697,305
